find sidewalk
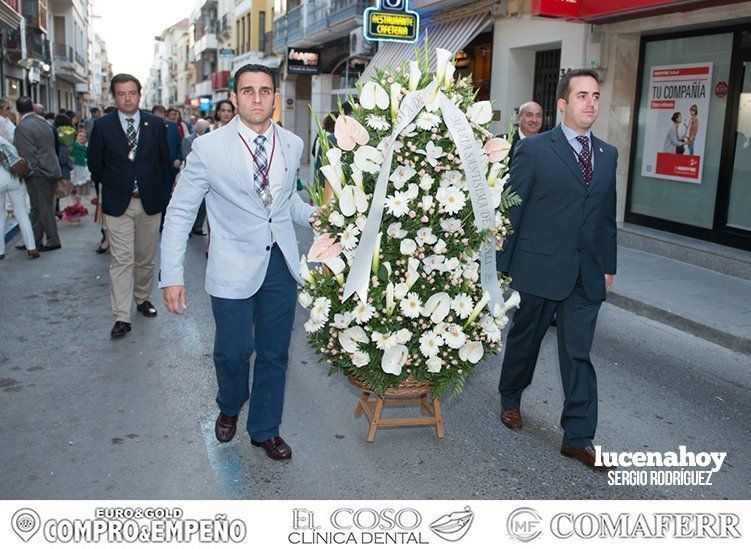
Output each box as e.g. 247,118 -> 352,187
610,246 -> 751,355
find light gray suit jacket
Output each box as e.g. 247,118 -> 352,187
13,114 -> 62,180
159,117 -> 316,299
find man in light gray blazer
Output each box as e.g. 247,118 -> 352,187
160,65 -> 317,460
13,96 -> 63,251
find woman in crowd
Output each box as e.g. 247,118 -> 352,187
213,100 -> 235,128
0,134 -> 38,260
0,98 -> 16,142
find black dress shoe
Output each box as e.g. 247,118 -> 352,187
136,300 -> 157,317
15,244 -> 27,250
215,412 -> 238,443
110,321 -> 131,338
39,244 -> 62,252
95,245 -> 109,254
191,229 -> 207,236
251,436 -> 292,460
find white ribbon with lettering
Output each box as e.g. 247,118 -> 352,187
342,88 -> 503,314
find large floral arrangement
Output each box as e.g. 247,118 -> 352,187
299,46 -> 521,398
57,125 -> 76,147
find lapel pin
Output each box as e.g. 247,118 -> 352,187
599,147 -> 603,153
144,122 -> 149,126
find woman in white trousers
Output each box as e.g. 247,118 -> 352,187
0,135 -> 38,260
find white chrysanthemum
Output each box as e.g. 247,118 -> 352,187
385,191 -> 411,218
353,301 -> 376,324
352,351 -> 370,368
437,186 -> 466,215
400,238 -> 417,256
419,330 -> 444,358
442,324 -> 467,349
310,297 -> 331,323
298,291 -> 313,308
399,292 -> 422,318
441,217 -> 462,234
452,293 -> 473,319
340,223 -> 360,250
328,211 -> 345,228
415,111 -> 441,131
426,355 -> 442,373
389,165 -> 416,189
387,222 -> 408,239
332,312 -> 353,329
304,318 -> 325,333
365,113 -> 390,131
416,227 -> 437,246
419,173 -> 434,191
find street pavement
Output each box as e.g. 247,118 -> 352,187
1,215 -> 750,500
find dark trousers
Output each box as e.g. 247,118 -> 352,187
26,175 -> 60,247
499,282 -> 601,449
210,246 -> 297,441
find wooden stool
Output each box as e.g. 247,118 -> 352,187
349,375 -> 444,442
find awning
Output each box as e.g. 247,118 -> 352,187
359,13 -> 491,84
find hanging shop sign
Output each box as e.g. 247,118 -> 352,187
287,48 -> 320,75
364,0 -> 419,43
640,62 -> 713,184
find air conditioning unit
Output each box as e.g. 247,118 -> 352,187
350,28 -> 373,57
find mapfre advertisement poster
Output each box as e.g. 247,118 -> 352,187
641,62 -> 713,184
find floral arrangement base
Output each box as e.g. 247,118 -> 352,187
348,375 -> 444,442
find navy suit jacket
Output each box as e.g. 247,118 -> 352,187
497,124 -> 618,302
87,110 -> 170,217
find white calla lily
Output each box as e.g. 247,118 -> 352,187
422,292 -> 452,324
334,115 -> 370,151
464,291 -> 491,327
459,341 -> 484,364
487,162 -> 503,188
434,48 -> 452,85
493,291 -> 521,317
422,78 -> 442,113
339,326 -> 369,354
386,283 -> 396,317
320,164 -> 343,199
360,81 -> 390,110
339,185 -> 369,217
408,60 -> 421,91
467,101 -> 493,125
381,344 -> 409,376
390,82 -> 404,119
353,145 -> 384,174
299,255 -> 313,283
444,62 -> 455,88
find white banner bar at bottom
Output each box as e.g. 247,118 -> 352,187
0,500 -> 747,548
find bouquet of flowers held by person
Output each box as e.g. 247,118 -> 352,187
300,44 -> 522,398
57,125 -> 76,147
62,188 -> 89,221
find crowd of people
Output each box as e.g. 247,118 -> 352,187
0,96 -> 236,261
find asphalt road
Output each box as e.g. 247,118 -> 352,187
1,218 -> 749,500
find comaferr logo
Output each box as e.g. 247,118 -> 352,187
551,512 -> 741,539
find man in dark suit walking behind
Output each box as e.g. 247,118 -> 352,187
497,69 -> 618,469
13,96 -> 63,251
88,74 -> 170,338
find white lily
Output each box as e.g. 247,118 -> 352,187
493,291 -> 521,318
444,62 -> 455,88
422,292 -> 451,324
353,145 -> 383,174
339,185 -> 369,217
339,326 -> 369,354
351,165 -> 364,191
352,351 -> 370,368
459,341 -> 484,364
360,81 -> 389,110
415,140 -> 444,167
421,78 -> 442,113
299,255 -> 313,283
385,283 -> 396,317
320,165 -> 343,199
381,344 -> 409,376
390,82 -> 404,120
434,48 -> 453,85
408,60 -> 421,91
467,101 -> 493,125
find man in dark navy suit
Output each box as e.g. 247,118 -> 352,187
497,69 -> 618,469
151,104 -> 183,228
88,73 -> 170,338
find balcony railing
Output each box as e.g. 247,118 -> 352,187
286,4 -> 303,44
273,15 -> 287,53
215,13 -> 230,36
26,30 -> 51,62
273,0 -> 370,53
328,0 -> 370,25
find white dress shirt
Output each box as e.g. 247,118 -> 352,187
118,110 -> 141,144
561,121 -> 595,171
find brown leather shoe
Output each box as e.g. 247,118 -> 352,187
215,412 -> 238,443
561,445 -> 616,470
501,407 -> 522,431
251,436 -> 292,460
27,249 -> 40,259
136,300 -> 158,317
